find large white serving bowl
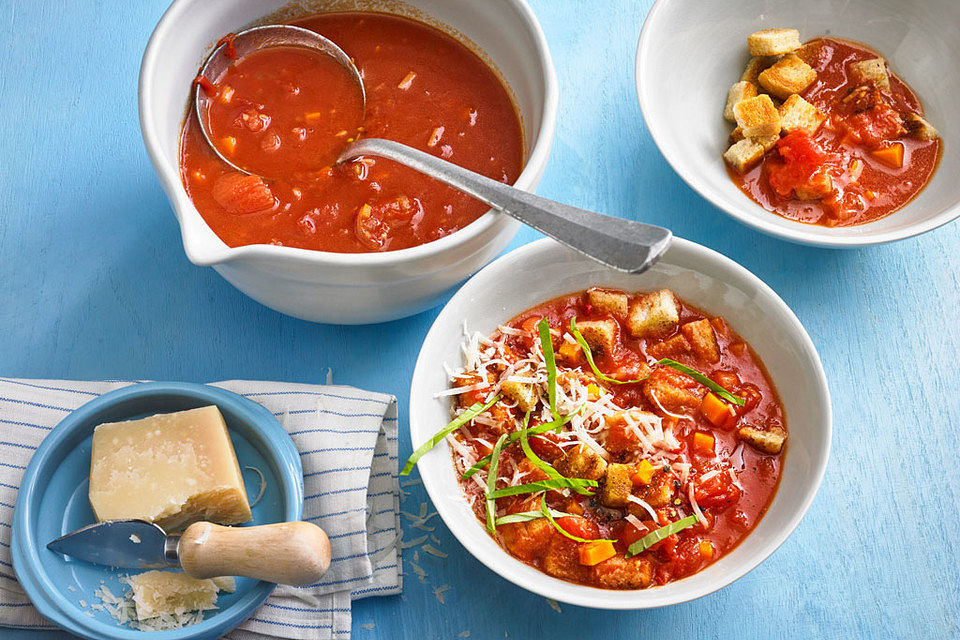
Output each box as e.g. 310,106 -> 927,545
409,237 -> 831,608
636,0 -> 959,247
140,0 -> 557,324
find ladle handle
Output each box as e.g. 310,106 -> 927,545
340,138 -> 671,273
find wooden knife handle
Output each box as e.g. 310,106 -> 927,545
178,521 -> 331,586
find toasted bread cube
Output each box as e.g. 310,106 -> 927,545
738,425 -> 787,454
794,170 -> 834,201
903,113 -> 938,140
759,54 -> 817,100
849,58 -> 889,90
587,287 -> 629,317
728,126 -> 745,145
756,134 -> 780,151
723,81 -> 759,122
555,443 -> 607,481
747,28 -> 802,56
641,468 -> 677,508
646,334 -> 691,360
499,379 -> 539,412
643,368 -> 703,414
741,56 -> 776,85
592,554 -> 654,589
733,95 -> 781,137
576,318 -> 618,354
680,319 -> 720,363
778,94 -> 825,135
723,138 -> 765,174
627,289 -> 679,338
598,463 -> 634,508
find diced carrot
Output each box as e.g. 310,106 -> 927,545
700,392 -> 734,428
586,384 -> 601,400
692,432 -> 715,455
699,540 -> 714,559
871,142 -> 904,168
579,540 -> 617,566
631,459 -> 656,487
219,136 -> 237,155
557,340 -> 582,364
566,499 -> 585,516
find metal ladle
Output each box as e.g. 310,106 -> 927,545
195,25 -> 671,273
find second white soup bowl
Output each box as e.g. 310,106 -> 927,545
409,237 -> 832,608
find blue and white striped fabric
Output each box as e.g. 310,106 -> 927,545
0,379 -> 402,640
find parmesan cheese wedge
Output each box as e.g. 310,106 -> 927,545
89,406 -> 252,531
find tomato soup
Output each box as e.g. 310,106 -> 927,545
729,37 -> 941,227
445,288 -> 785,589
180,12 -> 524,252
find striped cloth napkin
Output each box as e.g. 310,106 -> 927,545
0,378 -> 402,639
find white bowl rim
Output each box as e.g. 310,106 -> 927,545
409,236 -> 832,608
634,0 -> 958,248
138,0 -> 559,267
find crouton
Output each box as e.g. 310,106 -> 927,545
542,537 -> 591,582
723,138 -> 765,174
903,113 -> 938,140
598,463 -> 634,508
500,503 -> 554,561
592,554 -> 654,589
554,443 -> 607,481
738,424 -> 787,454
724,81 -> 759,122
643,368 -> 703,414
499,379 -> 539,412
849,57 -> 889,90
794,170 -> 834,201
778,93 -> 825,135
557,339 -> 583,364
741,56 -> 776,85
728,126 -> 745,145
747,28 -> 802,56
646,334 -> 690,360
758,54 -> 817,99
641,468 -> 677,508
576,318 -> 618,354
587,287 -> 629,317
755,134 -> 780,151
733,95 -> 781,137
680,319 -> 720,363
626,289 -> 680,338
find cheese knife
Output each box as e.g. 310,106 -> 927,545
47,520 -> 331,586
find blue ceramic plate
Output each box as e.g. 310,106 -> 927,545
11,382 -> 303,640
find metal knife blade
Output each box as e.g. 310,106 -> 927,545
47,520 -> 180,570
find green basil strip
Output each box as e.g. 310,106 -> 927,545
517,412 -> 595,497
494,509 -> 575,525
537,318 -> 559,421
570,318 -> 646,385
540,495 -> 615,544
488,477 -> 597,499
485,433 -> 508,534
401,394 -> 501,476
626,514 -> 699,557
657,358 -> 744,406
461,411 -> 581,480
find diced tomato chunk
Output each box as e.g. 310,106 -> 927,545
211,172 -> 276,215
555,516 -> 600,540
528,434 -> 563,462
767,131 -> 835,199
694,469 -> 742,510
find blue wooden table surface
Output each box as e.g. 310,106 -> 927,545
1,1 -> 958,638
